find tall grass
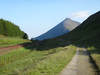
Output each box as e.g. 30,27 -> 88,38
0,45 -> 76,75
25,45 -> 76,75
0,48 -> 31,67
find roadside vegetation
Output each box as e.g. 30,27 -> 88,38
87,46 -> 100,71
0,45 -> 76,75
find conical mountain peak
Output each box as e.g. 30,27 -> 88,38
34,18 -> 80,40
64,18 -> 71,20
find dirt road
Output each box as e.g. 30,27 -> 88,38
59,48 -> 98,75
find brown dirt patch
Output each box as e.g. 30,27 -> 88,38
0,43 -> 33,56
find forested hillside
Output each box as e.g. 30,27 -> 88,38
0,19 -> 28,39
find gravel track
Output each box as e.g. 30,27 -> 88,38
59,48 -> 98,75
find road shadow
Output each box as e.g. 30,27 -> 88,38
24,39 -> 100,55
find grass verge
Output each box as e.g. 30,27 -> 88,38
87,46 -> 100,72
0,45 -> 76,75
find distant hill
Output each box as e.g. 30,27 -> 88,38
0,19 -> 28,39
34,18 -> 80,40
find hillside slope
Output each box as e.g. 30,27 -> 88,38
34,18 -> 80,40
0,19 -> 28,39
59,11 -> 100,48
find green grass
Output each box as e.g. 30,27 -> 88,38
0,45 -> 76,75
87,46 -> 100,71
0,36 -> 31,47
0,47 -> 32,67
25,45 -> 76,75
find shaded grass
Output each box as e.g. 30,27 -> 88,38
87,46 -> 100,72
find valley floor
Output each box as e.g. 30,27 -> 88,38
59,47 -> 98,75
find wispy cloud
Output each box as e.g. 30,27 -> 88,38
69,11 -> 91,19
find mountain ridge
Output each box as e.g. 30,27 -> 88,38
34,18 -> 80,40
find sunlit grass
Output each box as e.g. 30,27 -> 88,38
0,48 -> 31,67
0,45 -> 76,75
25,47 -> 76,75
0,37 -> 31,47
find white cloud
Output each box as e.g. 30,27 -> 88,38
69,11 -> 91,19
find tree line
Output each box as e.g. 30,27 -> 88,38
0,19 -> 28,39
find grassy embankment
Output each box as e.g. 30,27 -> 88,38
0,45 -> 76,75
87,46 -> 100,71
0,35 -> 31,47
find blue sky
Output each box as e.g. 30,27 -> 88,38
0,0 -> 100,39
